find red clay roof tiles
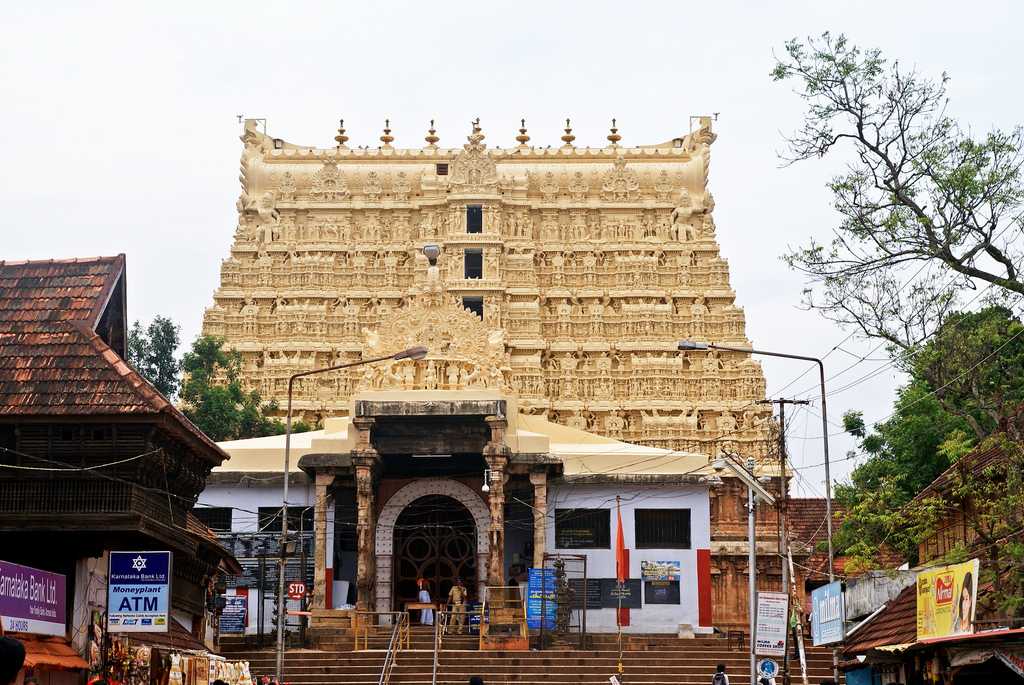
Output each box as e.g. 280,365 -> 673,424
843,583 -> 918,654
0,255 -> 227,463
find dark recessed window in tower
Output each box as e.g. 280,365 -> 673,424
462,296 -> 484,319
464,249 -> 483,279
436,163 -> 449,176
466,205 -> 483,233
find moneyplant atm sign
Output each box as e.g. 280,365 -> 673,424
108,551 -> 171,633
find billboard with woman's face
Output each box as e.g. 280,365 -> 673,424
916,558 -> 979,640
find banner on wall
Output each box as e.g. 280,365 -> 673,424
640,560 -> 681,581
0,560 -> 66,636
108,551 -> 171,633
917,558 -> 979,640
755,591 -> 789,656
810,581 -> 845,646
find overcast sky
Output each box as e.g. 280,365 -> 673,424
3,1 -> 1021,495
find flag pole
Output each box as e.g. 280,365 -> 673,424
616,495 -> 624,681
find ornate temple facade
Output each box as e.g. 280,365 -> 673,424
202,117 -> 772,459
199,118 -> 794,633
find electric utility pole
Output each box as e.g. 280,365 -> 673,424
758,397 -> 808,685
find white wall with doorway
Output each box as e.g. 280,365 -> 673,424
544,483 -> 712,633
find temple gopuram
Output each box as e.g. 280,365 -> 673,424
202,117 -> 771,459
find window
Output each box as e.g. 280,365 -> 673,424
193,507 -> 233,532
436,163 -> 449,176
555,508 -> 610,549
464,249 -> 483,279
258,506 -> 314,533
466,205 -> 483,233
462,296 -> 484,319
634,509 -> 691,549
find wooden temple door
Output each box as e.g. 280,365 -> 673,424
394,494 -> 477,609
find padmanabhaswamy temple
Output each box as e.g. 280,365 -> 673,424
198,117 -> 810,636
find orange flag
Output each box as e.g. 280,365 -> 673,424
615,497 -> 627,584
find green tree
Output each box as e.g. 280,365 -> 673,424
127,316 -> 182,398
833,307 -> 1024,567
179,335 -> 312,441
772,33 -> 1024,349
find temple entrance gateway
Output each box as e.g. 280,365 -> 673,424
375,477 -> 491,613
393,494 -> 477,610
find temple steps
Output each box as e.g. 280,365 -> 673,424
222,635 -> 841,684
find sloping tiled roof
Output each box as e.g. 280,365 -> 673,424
843,583 -> 918,654
912,446 -> 1007,502
0,255 -> 227,463
788,498 -> 905,577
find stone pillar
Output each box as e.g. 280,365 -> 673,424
312,471 -> 335,610
529,469 -> 548,569
484,416 -> 509,586
352,417 -> 379,611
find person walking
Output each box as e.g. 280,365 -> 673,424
417,578 -> 434,626
448,578 -> 469,634
711,663 -> 729,685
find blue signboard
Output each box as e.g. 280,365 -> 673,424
810,580 -> 845,646
219,595 -> 247,634
526,568 -> 556,630
108,551 -> 171,633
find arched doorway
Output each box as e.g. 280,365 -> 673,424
393,494 -> 477,608
375,478 -> 490,613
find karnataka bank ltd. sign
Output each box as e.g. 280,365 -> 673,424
0,560 -> 66,636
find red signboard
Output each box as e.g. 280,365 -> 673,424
287,582 -> 307,600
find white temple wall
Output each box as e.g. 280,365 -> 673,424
545,483 -> 712,633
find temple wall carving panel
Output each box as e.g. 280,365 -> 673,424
204,119 -> 772,459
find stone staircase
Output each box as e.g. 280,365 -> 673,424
221,629 -> 841,685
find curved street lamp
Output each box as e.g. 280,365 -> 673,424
275,345 -> 427,680
679,339 -> 837,684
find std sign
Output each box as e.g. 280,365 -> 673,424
107,551 -> 171,633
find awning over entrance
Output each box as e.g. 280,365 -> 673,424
16,635 -> 89,672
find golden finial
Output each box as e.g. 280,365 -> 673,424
561,118 -> 576,148
380,118 -> 394,147
334,118 -> 349,148
607,118 -> 622,146
515,118 -> 530,147
425,119 -> 440,147
468,118 -> 485,145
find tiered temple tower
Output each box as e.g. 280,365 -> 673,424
203,117 -> 772,459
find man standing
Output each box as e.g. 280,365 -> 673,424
447,578 -> 469,634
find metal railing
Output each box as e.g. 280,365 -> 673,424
431,610 -> 451,685
379,612 -> 410,685
353,611 -> 410,652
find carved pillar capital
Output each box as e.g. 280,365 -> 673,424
351,416 -> 375,452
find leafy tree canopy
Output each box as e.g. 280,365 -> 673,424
179,335 -> 313,442
127,316 -> 182,398
772,33 -> 1024,350
834,306 -> 1024,568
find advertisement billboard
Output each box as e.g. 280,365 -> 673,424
917,558 -> 979,640
810,581 -> 845,646
755,591 -> 789,656
108,551 -> 172,633
0,560 -> 66,636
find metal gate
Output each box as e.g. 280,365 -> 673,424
539,553 -> 590,649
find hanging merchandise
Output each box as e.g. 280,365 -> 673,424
168,653 -> 184,685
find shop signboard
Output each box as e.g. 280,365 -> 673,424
917,558 -> 979,640
108,551 -> 171,633
754,591 -> 789,656
526,568 -> 556,630
640,560 -> 680,581
810,581 -> 845,646
219,594 -> 248,634
0,560 -> 66,636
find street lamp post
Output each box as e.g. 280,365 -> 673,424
274,345 -> 428,682
679,340 -> 837,683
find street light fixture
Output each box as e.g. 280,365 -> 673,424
274,345 -> 427,681
680,339 -> 837,682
